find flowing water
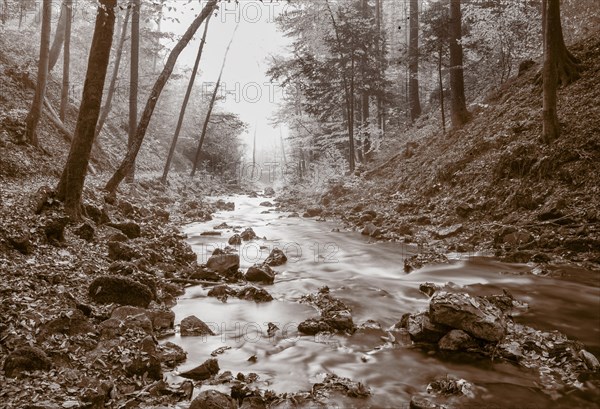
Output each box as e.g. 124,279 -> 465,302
166,195 -> 600,408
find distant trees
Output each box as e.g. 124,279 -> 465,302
128,0 -> 141,183
59,0 -> 72,121
24,0 -> 52,147
105,0 -> 218,194
541,0 -> 580,143
56,0 -> 117,219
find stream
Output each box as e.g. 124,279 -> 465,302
166,195 -> 600,408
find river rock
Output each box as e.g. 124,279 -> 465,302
240,396 -> 268,409
3,346 -> 52,377
304,207 -> 322,217
429,292 -> 506,342
37,309 -> 95,342
99,306 -> 153,338
181,358 -> 220,381
190,390 -> 236,409
241,228 -> 258,241
298,318 -> 333,335
438,329 -> 479,351
180,315 -> 215,336
245,264 -> 275,284
88,276 -> 153,308
159,342 -> 187,367
228,234 -> 242,245
237,286 -> 274,302
433,224 -> 463,239
126,354 -> 162,380
206,253 -> 240,275
106,221 -> 141,239
147,310 -> 175,332
264,248 -> 287,266
84,203 -> 111,225
8,231 -> 33,255
263,187 -> 275,197
260,201 -> 273,207
323,309 -> 354,331
44,216 -> 68,244
409,397 -> 443,409
107,241 -> 141,261
579,350 -> 600,371
407,312 -> 449,343
361,223 -> 381,237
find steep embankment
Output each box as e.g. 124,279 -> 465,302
300,33 -> 600,270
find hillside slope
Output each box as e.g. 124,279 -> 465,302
307,32 -> 600,269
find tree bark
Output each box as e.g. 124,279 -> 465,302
541,0 -> 580,143
375,0 -> 384,134
191,23 -> 238,177
48,0 -> 67,72
408,0 -> 421,122
105,0 -> 218,194
360,0 -> 369,163
325,0 -> 355,172
127,0 -> 141,183
56,0 -> 117,219
25,0 -> 52,147
161,13 -> 212,184
96,6 -> 131,138
448,0 -> 468,129
438,46 -> 446,135
59,0 -> 72,121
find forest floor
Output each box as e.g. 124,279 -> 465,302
279,32 -> 600,280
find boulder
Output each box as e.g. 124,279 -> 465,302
8,232 -> 32,255
304,207 -> 322,217
180,358 -> 220,381
88,276 -> 153,308
190,390 -> 236,409
264,248 -> 287,266
44,216 -> 69,244
259,201 -> 273,207
108,231 -> 128,243
84,203 -> 111,225
361,223 -> 381,238
438,329 -> 479,351
433,224 -> 463,239
37,309 -> 95,342
228,234 -> 242,245
237,286 -> 274,303
3,346 -> 52,377
407,312 -> 449,343
323,309 -> 354,331
206,253 -> 240,275
106,222 -> 141,239
263,187 -> 275,196
298,318 -> 332,335
126,355 -> 162,380
108,260 -> 137,276
180,316 -> 215,336
429,292 -> 506,342
99,306 -> 153,338
159,342 -> 187,367
147,310 -> 175,332
74,222 -> 95,241
245,264 -> 275,284
107,241 -> 141,261
240,228 -> 258,241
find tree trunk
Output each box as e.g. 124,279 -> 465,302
56,0 -> 116,219
408,0 -> 421,122
48,0 -> 67,72
325,0 -> 355,172
541,0 -> 580,143
104,0 -> 217,194
360,0 -> 369,163
127,0 -> 140,183
448,0 -> 469,129
438,47 -> 446,135
191,23 -> 238,177
59,0 -> 72,121
25,0 -> 52,147
251,126 -> 257,179
96,6 -> 131,138
161,13 -> 211,184
375,0 -> 384,134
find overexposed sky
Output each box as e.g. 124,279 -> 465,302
161,0 -> 293,157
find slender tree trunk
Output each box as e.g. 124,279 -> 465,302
251,126 -> 257,179
191,24 -> 238,177
48,0 -> 67,72
59,0 -> 72,121
279,127 -> 287,166
438,47 -> 446,135
541,0 -> 580,143
161,13 -> 211,184
25,0 -> 52,147
325,0 -> 355,172
105,0 -> 217,194
56,0 -> 116,219
375,0 -> 384,134
360,0 -> 369,163
127,0 -> 140,183
408,0 -> 421,122
448,0 -> 469,129
96,6 -> 131,138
